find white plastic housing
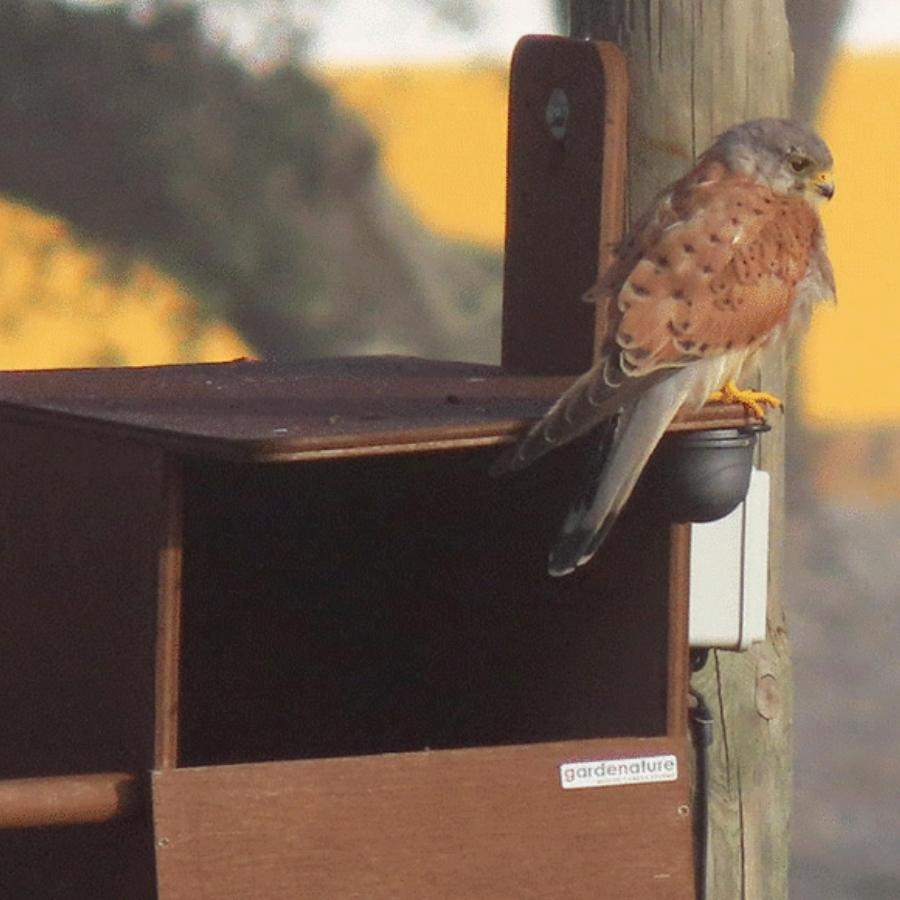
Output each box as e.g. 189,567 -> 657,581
688,468 -> 770,650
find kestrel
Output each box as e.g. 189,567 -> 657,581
493,118 -> 835,576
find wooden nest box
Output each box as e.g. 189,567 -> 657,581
0,37 -> 757,899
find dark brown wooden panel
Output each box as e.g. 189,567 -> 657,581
0,422 -> 163,776
0,422 -> 163,895
0,358 -> 755,464
153,737 -> 694,899
0,358 -> 569,461
0,817 -> 157,900
502,37 -> 627,375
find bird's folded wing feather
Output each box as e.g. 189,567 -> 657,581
492,163 -> 821,475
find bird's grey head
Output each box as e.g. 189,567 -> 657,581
708,117 -> 834,202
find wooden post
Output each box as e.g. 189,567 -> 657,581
568,3 -> 794,899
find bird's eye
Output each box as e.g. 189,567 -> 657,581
790,156 -> 810,173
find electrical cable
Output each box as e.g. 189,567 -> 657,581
689,652 -> 714,900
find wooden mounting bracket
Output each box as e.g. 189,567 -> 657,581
502,36 -> 628,375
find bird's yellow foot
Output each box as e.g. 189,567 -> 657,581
709,380 -> 783,419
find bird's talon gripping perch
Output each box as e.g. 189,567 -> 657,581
709,380 -> 783,419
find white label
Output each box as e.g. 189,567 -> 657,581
559,754 -> 678,790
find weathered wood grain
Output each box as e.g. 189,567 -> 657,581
570,3 -> 795,898
154,738 -> 694,900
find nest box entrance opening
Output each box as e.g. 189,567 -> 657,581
177,441 -> 673,768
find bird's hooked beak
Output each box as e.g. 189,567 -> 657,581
814,170 -> 835,200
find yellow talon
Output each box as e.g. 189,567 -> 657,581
709,379 -> 783,419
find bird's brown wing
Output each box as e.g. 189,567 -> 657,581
493,164 -> 820,475
614,169 -> 820,376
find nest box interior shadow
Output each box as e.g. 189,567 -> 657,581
178,442 -> 674,767
0,35 -> 764,900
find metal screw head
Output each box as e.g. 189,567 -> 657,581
545,88 -> 569,141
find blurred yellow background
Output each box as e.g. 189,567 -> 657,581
0,198 -> 249,368
806,52 -> 900,428
1,49 -> 896,497
327,54 -> 900,429
326,65 -> 509,247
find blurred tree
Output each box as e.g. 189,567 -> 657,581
552,0 -> 568,32
786,0 -> 851,120
0,0 -> 501,360
110,0 -> 483,66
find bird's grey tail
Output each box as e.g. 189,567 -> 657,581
548,374 -> 693,577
